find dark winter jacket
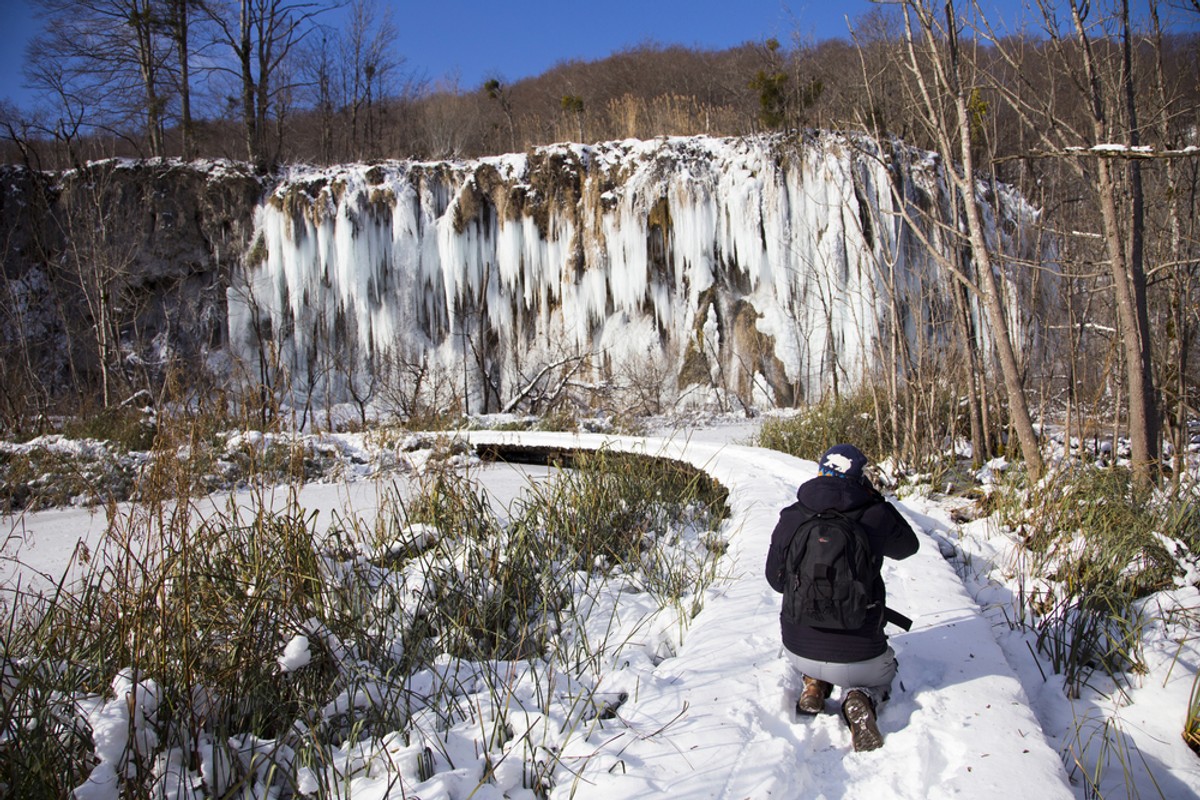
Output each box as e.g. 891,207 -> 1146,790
765,474 -> 919,663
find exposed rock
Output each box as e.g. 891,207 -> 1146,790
1,159 -> 264,398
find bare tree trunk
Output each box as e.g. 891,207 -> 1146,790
170,0 -> 195,159
900,0 -> 1044,478
254,4 -> 272,166
237,0 -> 257,164
60,165 -> 145,408
953,275 -> 986,465
129,0 -> 165,156
1148,0 -> 1190,486
1070,0 -> 1158,489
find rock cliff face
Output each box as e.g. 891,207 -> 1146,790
1,159 -> 263,403
1,134 -> 1053,416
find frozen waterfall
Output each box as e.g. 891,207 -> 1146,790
227,133 -> 1048,416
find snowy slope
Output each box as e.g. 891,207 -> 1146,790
462,430 -> 1075,799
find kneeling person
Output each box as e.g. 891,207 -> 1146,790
765,444 -> 919,751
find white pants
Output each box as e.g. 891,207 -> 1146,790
786,646 -> 898,707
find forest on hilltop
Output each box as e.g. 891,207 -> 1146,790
1,1 -> 1195,173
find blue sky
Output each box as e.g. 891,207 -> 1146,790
0,0 -> 1192,111
0,0 -> 1015,109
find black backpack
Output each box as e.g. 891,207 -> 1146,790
782,502 -> 881,630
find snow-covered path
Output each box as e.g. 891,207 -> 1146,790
463,430 -> 1075,799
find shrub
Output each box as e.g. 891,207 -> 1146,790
1186,672 -> 1200,757
516,449 -> 728,572
61,405 -> 157,452
997,465 -> 1189,695
756,391 -> 885,463
1011,466 -> 1178,598
0,439 -> 731,798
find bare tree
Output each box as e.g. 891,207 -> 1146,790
204,0 -> 331,168
1,102 -> 44,170
55,164 -> 152,407
561,94 -> 585,142
340,0 -> 400,159
978,0 -> 1188,489
501,353 -> 589,416
1146,0 -> 1199,486
612,342 -> 679,417
484,78 -> 517,153
1068,0 -> 1158,487
893,0 -> 1045,478
299,31 -> 339,162
26,0 -> 174,157
376,346 -> 461,425
163,0 -> 199,158
419,75 -> 475,158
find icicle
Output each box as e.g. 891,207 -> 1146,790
226,134 -> 1051,411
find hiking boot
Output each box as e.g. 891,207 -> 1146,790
841,690 -> 883,751
796,676 -> 833,716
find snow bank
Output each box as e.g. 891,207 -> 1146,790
10,422 -> 1196,798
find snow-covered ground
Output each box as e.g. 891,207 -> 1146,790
458,429 -> 1075,799
3,418 -> 1198,799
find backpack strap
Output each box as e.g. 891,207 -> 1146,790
793,500 -> 876,547
885,607 -> 913,631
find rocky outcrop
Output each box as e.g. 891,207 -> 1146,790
1,159 -> 264,403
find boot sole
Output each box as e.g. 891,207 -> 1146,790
842,696 -> 883,751
849,725 -> 883,751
